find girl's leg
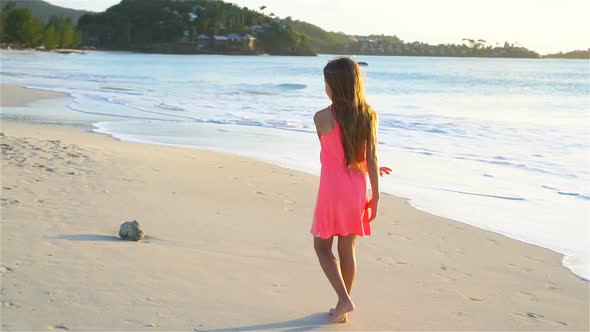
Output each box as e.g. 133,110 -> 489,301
314,236 -> 355,322
329,234 -> 357,316
338,234 -> 357,295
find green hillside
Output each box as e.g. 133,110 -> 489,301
1,1 -> 83,49
2,0 -> 89,23
5,0 -> 585,58
76,0 -> 315,55
543,49 -> 590,59
285,18 -> 350,53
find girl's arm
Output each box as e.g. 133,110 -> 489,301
366,138 -> 380,222
313,112 -> 322,141
366,139 -> 380,200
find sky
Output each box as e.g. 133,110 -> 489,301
45,0 -> 590,54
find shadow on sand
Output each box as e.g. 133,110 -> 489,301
47,234 -> 169,243
47,234 -> 122,241
206,313 -> 332,331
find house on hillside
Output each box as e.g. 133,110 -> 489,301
196,34 -> 210,49
225,34 -> 256,49
242,34 -> 256,49
213,35 -> 228,48
227,33 -> 242,42
247,25 -> 263,33
181,29 -> 190,42
188,13 -> 198,22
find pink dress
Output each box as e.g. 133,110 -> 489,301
310,106 -> 372,239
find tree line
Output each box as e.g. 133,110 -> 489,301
286,18 -> 542,58
77,0 -> 314,55
543,49 -> 590,59
1,0 -> 586,59
0,2 -> 82,49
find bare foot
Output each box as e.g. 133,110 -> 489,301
332,313 -> 348,323
330,299 -> 354,323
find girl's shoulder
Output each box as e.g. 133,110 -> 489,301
314,106 -> 336,136
313,106 -> 332,120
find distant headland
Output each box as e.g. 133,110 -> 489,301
1,0 -> 588,59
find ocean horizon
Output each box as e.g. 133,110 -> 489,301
1,50 -> 588,280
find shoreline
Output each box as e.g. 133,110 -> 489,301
6,115 -> 589,283
2,47 -> 589,60
0,84 -> 68,107
1,85 -> 588,330
2,83 -> 588,281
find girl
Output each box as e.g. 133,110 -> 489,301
311,57 -> 390,323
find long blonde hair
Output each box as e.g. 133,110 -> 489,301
324,57 -> 377,172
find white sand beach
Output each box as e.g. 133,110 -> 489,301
0,86 -> 588,330
1,84 -> 66,107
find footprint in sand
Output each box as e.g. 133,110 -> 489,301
507,263 -> 532,272
525,255 -> 544,263
376,256 -> 396,269
455,290 -> 483,302
487,238 -> 499,245
511,312 -> 568,327
0,265 -> 13,273
544,282 -> 561,291
48,325 -> 69,331
2,300 -> 19,308
440,264 -> 456,271
270,283 -> 286,295
451,311 -> 465,318
0,198 -> 20,206
434,273 -> 456,282
510,312 -> 540,325
517,291 -> 539,302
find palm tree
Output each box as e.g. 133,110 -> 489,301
462,38 -> 475,48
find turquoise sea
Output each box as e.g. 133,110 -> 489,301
1,50 -> 588,279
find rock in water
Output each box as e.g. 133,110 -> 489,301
119,220 -> 144,241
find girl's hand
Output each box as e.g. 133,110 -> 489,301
367,194 -> 380,222
379,166 -> 392,177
